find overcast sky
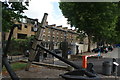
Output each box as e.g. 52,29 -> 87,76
24,0 -> 72,29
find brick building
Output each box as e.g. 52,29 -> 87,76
4,18 -> 96,54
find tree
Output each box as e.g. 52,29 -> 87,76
2,1 -> 29,79
2,0 -> 29,32
59,2 -> 120,51
114,16 -> 120,44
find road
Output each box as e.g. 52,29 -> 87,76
53,48 -> 120,76
2,48 -> 120,80
102,48 -> 120,58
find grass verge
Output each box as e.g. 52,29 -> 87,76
2,62 -> 26,72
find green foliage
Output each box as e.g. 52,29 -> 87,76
11,62 -> 26,71
2,62 -> 26,72
7,36 -> 33,56
59,2 -> 120,45
8,51 -> 22,56
2,1 -> 29,32
114,16 -> 120,44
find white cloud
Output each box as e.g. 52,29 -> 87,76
24,0 -> 71,28
24,0 -> 54,20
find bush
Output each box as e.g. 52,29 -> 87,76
6,36 -> 34,56
8,51 -> 22,56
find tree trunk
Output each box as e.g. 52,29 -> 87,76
88,35 -> 91,52
96,38 -> 99,48
97,42 -> 99,48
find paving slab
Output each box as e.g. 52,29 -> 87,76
2,65 -> 66,79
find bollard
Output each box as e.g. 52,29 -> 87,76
82,56 -> 87,68
87,63 -> 96,74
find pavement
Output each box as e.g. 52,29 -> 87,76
52,48 -> 120,80
102,48 -> 120,58
2,48 -> 120,80
2,65 -> 66,79
53,57 -> 120,75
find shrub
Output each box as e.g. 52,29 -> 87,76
6,36 -> 34,56
8,51 -> 22,56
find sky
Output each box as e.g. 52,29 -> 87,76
24,0 -> 72,29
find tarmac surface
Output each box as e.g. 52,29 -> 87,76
2,58 -> 120,80
2,48 -> 120,80
54,48 -> 120,76
2,65 -> 66,80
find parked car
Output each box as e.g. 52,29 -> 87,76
100,47 -> 104,53
92,46 -> 109,53
115,44 -> 120,47
92,48 -> 100,53
108,46 -> 113,51
52,49 -> 62,54
104,47 -> 108,53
